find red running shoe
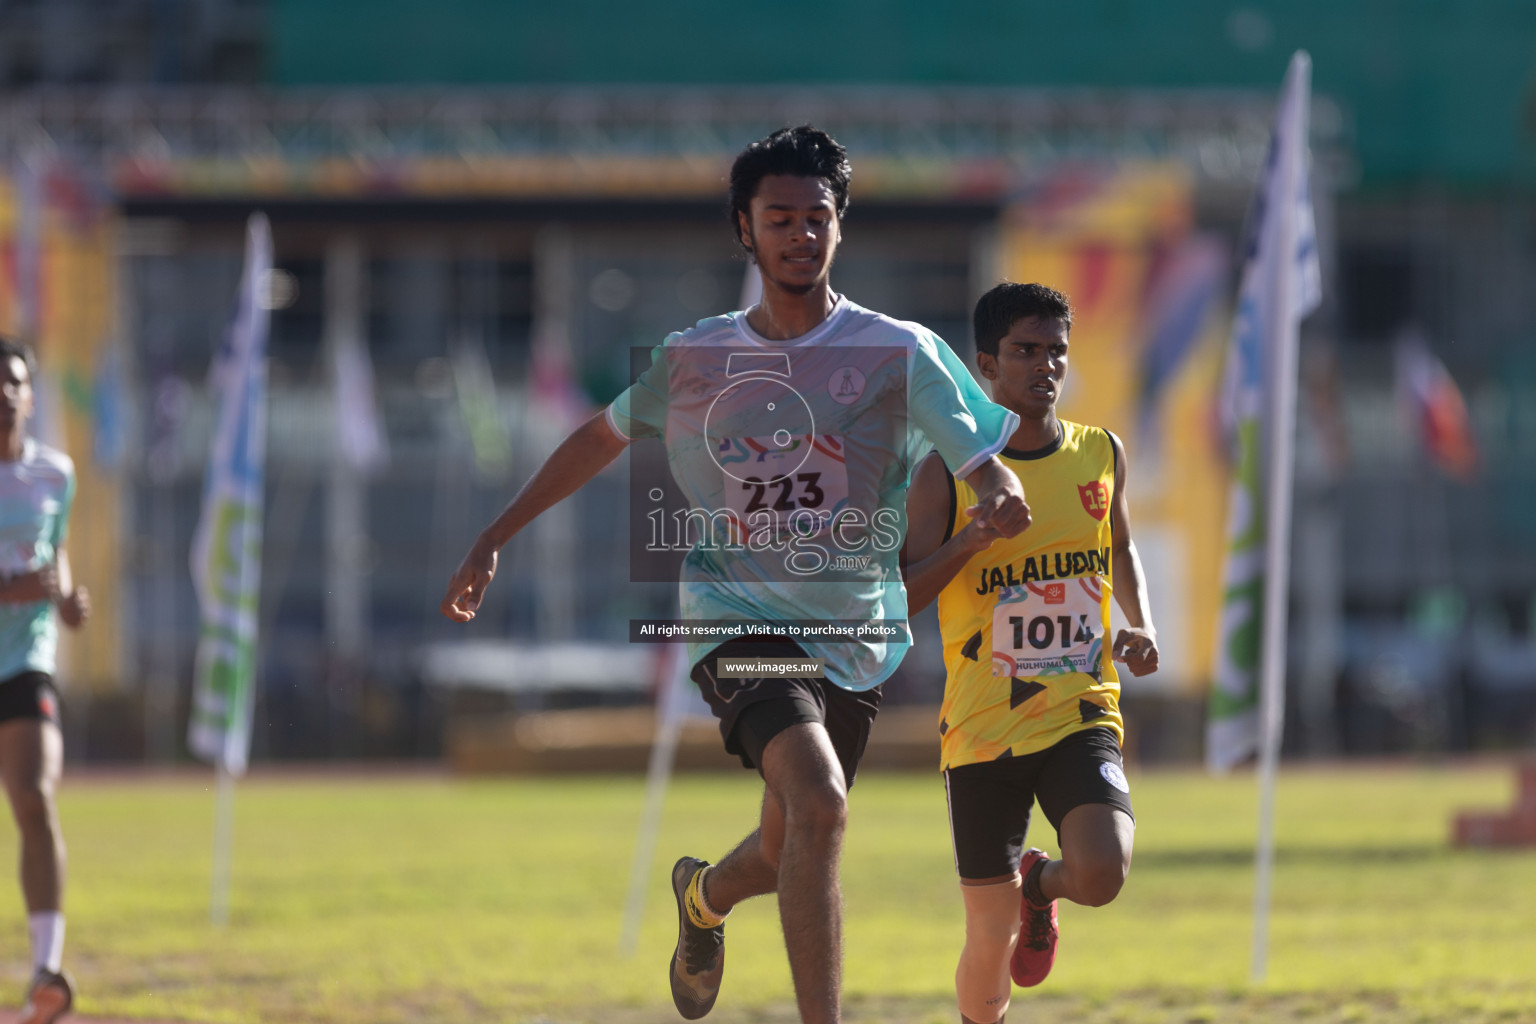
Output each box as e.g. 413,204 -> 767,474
20,967 -> 73,1024
1010,848 -> 1058,987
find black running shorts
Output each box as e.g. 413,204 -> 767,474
0,671 -> 61,727
690,636 -> 882,787
944,726 -> 1134,880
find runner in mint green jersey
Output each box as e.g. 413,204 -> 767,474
442,127 -> 1031,1024
608,294 -> 1016,693
0,338 -> 90,1024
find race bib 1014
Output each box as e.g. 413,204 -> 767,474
991,575 -> 1107,679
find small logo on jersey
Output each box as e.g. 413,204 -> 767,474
829,366 -> 866,405
1043,582 -> 1066,605
1099,761 -> 1129,793
38,694 -> 56,720
1078,481 -> 1109,520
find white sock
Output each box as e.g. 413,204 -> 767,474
27,912 -> 64,974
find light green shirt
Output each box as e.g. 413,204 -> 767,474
609,296 -> 1017,691
0,439 -> 75,681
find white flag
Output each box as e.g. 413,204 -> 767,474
451,337 -> 511,479
188,214 -> 271,776
333,333 -> 389,473
1206,53 -> 1322,772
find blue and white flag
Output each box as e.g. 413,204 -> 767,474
93,345 -> 127,470
188,214 -> 271,776
1206,53 -> 1322,772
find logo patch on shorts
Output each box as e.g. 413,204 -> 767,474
1099,761 -> 1129,793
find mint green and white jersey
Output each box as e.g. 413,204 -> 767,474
0,439 -> 75,681
608,295 -> 1018,691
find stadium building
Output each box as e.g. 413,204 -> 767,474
1,0 -> 1532,763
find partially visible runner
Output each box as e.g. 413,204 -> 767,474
441,127 -> 1029,1024
903,284 -> 1158,1024
0,338 -> 90,1024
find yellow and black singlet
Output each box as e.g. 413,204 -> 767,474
936,419 -> 1122,771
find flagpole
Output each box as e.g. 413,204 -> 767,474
189,212 -> 271,928
617,263 -> 761,953
211,760 -> 236,926
620,644 -> 689,955
1251,51 -> 1312,983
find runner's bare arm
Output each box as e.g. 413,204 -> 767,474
0,567 -> 56,604
440,410 -> 630,622
902,452 -> 1002,615
962,455 -> 1031,538
1106,432 -> 1158,676
54,547 -> 89,628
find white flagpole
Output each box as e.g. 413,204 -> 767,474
740,263 -> 763,310
619,644 -> 690,955
190,212 -> 272,925
211,761 -> 236,926
617,262 -> 761,952
1251,51 -> 1314,983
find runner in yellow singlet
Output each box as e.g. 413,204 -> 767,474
903,283 -> 1159,1024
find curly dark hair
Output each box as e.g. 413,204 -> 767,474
728,125 -> 852,254
0,336 -> 37,379
973,283 -> 1074,356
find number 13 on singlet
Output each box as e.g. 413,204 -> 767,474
991,576 -> 1107,679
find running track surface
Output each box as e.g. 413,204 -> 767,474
0,1015 -> 195,1023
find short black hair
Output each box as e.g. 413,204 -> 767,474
0,336 -> 36,379
728,125 -> 852,254
973,282 -> 1074,357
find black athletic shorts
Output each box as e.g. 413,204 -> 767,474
0,671 -> 61,727
944,726 -> 1134,880
690,636 -> 882,787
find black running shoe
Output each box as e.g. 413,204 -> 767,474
669,856 -> 724,1019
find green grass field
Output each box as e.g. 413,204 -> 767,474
0,761 -> 1531,1023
